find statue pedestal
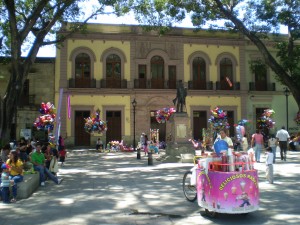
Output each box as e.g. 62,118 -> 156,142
164,113 -> 195,162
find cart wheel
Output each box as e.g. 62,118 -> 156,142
182,171 -> 197,202
204,209 -> 217,218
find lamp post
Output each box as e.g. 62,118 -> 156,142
132,98 -> 140,159
284,87 -> 290,131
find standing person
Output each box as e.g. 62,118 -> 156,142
140,133 -> 145,152
144,134 -> 149,156
265,147 -> 274,184
268,134 -> 277,163
43,143 -> 53,170
19,137 -> 28,162
31,142 -> 63,186
241,134 -> 249,152
276,126 -> 290,161
189,138 -> 203,154
6,150 -> 24,203
1,163 -> 13,203
1,144 -> 11,165
58,135 -> 66,152
214,129 -> 234,149
59,147 -> 67,167
251,129 -> 264,163
96,138 -> 103,151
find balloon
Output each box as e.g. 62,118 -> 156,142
214,140 -> 228,157
155,107 -> 176,123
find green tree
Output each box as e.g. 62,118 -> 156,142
0,0 -> 114,143
112,0 -> 300,109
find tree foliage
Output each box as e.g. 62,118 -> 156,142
0,0 -> 116,143
111,0 -> 300,109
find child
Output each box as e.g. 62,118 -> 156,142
1,163 -> 13,203
96,138 -> 103,151
59,147 -> 67,167
265,147 -> 274,184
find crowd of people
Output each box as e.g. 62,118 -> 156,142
139,132 -> 162,155
0,136 -> 67,204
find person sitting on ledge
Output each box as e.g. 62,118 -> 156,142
31,142 -> 63,186
6,150 -> 24,203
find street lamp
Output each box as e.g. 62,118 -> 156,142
284,87 -> 290,131
132,98 -> 140,159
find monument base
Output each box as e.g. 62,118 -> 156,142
158,112 -> 195,163
160,142 -> 195,163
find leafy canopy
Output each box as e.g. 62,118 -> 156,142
109,0 -> 300,106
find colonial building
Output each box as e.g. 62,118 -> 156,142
54,23 -> 298,147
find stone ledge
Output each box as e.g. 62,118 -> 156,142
17,173 -> 40,199
180,153 -> 195,163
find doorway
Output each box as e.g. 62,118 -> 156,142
256,108 -> 269,139
106,111 -> 122,143
227,111 -> 234,137
193,111 -> 207,141
150,111 -> 166,141
75,111 -> 90,146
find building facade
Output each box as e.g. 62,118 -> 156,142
54,24 -> 298,147
0,57 -> 55,142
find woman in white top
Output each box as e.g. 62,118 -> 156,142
242,134 -> 248,151
268,134 -> 277,163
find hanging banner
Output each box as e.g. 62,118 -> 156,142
67,95 -> 71,119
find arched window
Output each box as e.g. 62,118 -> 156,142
151,56 -> 164,89
220,58 -> 233,90
106,54 -> 121,88
254,64 -> 267,91
192,57 -> 206,90
75,53 -> 91,79
74,53 -> 91,88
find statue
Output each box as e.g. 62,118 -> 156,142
173,80 -> 187,113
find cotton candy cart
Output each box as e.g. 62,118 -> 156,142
182,154 -> 260,217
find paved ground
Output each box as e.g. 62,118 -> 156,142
0,149 -> 300,225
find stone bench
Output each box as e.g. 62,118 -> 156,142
17,172 -> 40,199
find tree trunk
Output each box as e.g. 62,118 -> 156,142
0,65 -> 23,145
0,95 -> 16,145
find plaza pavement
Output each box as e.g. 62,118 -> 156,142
0,149 -> 300,225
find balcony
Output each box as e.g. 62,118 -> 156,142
100,79 -> 127,88
216,81 -> 240,90
134,79 -> 172,89
134,78 -> 147,89
188,81 -> 213,90
69,78 -> 96,88
249,82 -> 276,91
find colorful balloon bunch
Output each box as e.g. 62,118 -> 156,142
294,111 -> 300,126
33,102 -> 56,131
257,109 -> 275,129
235,119 -> 250,141
84,112 -> 107,134
155,107 -> 176,123
235,125 -> 245,141
208,107 -> 230,131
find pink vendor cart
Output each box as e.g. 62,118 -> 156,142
183,156 -> 260,217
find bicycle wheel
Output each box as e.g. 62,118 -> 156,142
182,171 -> 197,202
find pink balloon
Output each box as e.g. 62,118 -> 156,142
240,125 -> 245,136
